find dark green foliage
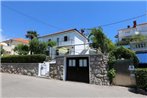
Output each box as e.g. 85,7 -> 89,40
107,68 -> 116,84
88,27 -> 116,53
116,34 -> 147,45
25,31 -> 39,40
29,38 -> 48,54
135,68 -> 147,91
108,47 -> 139,67
48,41 -> 56,47
1,47 -> 5,55
14,44 -> 29,55
1,54 -> 46,63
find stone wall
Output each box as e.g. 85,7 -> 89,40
50,55 -> 110,85
89,55 -> 110,85
49,57 -> 64,80
0,63 -> 38,76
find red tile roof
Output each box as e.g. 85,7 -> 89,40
13,38 -> 29,44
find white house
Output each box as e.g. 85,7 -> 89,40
38,29 -> 93,59
116,21 -> 147,66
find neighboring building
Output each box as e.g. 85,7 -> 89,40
38,29 -> 94,59
116,21 -> 147,66
0,38 -> 29,55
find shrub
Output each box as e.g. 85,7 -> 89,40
135,68 -> 147,91
107,68 -> 116,84
1,54 -> 46,63
108,47 -> 139,67
29,38 -> 48,54
14,44 -> 29,55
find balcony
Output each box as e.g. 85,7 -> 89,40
130,41 -> 147,52
57,39 -> 74,47
132,47 -> 147,52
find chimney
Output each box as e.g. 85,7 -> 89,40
80,29 -> 84,34
127,25 -> 130,28
133,20 -> 137,28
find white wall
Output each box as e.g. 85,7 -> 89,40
39,31 -> 75,44
39,30 -> 89,57
74,33 -> 88,55
118,24 -> 147,41
2,40 -> 28,55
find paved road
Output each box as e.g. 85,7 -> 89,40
1,73 -> 146,97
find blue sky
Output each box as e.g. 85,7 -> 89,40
1,1 -> 147,42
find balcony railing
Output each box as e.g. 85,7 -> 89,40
57,39 -> 74,47
132,47 -> 147,52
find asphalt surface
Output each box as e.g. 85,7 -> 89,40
1,73 -> 146,97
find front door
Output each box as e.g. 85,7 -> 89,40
66,57 -> 89,83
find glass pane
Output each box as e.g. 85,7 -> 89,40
83,59 -> 87,67
79,59 -> 83,67
69,60 -> 72,66
72,60 -> 76,67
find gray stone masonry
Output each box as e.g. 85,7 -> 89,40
89,55 -> 110,85
0,63 -> 38,76
50,55 -> 110,85
49,57 -> 64,80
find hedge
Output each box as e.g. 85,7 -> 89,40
135,68 -> 147,91
1,54 -> 46,63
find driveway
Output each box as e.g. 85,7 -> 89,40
1,73 -> 146,97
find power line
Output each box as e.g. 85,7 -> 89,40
83,12 -> 147,30
2,4 -> 64,31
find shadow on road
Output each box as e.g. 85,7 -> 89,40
128,87 -> 147,96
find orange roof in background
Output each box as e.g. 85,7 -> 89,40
13,38 -> 29,44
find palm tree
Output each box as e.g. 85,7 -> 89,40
25,31 -> 39,40
25,31 -> 39,55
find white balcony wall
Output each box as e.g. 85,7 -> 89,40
38,30 -> 89,59
74,33 -> 88,55
39,31 -> 75,46
118,24 -> 147,41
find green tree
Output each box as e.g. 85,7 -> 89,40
88,27 -> 116,54
29,38 -> 48,54
25,31 -> 39,40
108,46 -> 139,67
48,41 -> 56,47
0,47 -> 5,55
26,31 -> 39,54
131,34 -> 147,42
14,44 -> 29,55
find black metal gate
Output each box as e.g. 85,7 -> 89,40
66,57 -> 89,83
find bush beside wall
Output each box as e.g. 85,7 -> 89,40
135,68 -> 147,91
1,54 -> 46,63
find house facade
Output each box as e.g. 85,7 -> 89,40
38,29 -> 91,59
116,21 -> 147,66
0,38 -> 29,55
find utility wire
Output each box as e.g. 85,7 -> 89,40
83,12 -> 147,30
2,4 -> 64,31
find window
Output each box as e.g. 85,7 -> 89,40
69,59 -> 76,67
57,38 -> 59,45
64,36 -> 68,41
57,38 -> 59,42
48,39 -> 51,42
56,50 -> 59,55
125,31 -> 130,33
79,59 -> 87,67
